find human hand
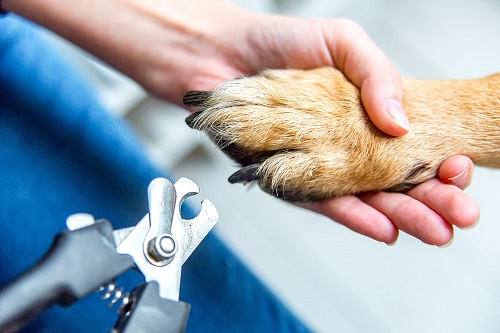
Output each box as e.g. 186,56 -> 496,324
178,10 -> 479,246
0,0 -> 414,134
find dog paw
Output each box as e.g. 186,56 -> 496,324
184,67 -> 441,202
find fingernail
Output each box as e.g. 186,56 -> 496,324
447,167 -> 468,186
438,234 -> 454,249
386,240 -> 397,246
386,98 -> 410,132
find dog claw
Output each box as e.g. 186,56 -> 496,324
228,164 -> 261,184
183,91 -> 212,107
185,111 -> 203,129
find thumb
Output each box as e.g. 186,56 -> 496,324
328,19 -> 410,136
360,72 -> 410,136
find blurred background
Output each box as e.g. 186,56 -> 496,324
41,0 -> 500,332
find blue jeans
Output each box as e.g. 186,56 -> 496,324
0,15 -> 309,333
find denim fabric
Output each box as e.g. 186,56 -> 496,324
0,15 -> 310,333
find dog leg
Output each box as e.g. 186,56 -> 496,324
185,67 -> 500,202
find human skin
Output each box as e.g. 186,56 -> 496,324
2,0 -> 479,246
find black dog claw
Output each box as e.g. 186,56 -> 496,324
228,164 -> 261,184
185,111 -> 203,129
183,91 -> 212,107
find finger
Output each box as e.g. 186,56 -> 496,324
407,178 -> 480,230
359,191 -> 453,246
437,155 -> 474,189
328,19 -> 410,136
298,196 -> 399,244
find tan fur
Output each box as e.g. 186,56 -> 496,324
184,67 -> 500,202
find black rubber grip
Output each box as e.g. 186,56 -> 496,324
0,220 -> 134,333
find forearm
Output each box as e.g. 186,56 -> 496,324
3,0 -> 163,68
2,0 -> 252,103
